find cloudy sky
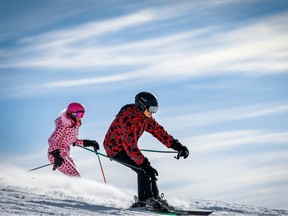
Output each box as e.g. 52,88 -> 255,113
0,0 -> 288,211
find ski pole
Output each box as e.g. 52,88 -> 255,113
27,163 -> 53,172
95,149 -> 107,184
140,149 -> 177,154
141,149 -> 179,160
76,145 -> 144,172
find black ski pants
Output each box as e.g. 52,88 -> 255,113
114,151 -> 159,201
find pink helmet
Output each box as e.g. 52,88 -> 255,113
67,102 -> 86,113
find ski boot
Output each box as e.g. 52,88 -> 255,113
145,197 -> 163,210
155,193 -> 175,210
131,196 -> 146,208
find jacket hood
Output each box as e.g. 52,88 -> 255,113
60,109 -> 74,127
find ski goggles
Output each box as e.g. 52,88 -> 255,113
71,111 -> 85,118
148,106 -> 158,114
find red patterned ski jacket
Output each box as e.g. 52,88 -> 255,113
103,104 -> 174,165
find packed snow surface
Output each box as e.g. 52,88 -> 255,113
0,167 -> 287,215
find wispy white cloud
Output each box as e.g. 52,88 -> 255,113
19,10 -> 156,48
0,4 -> 287,99
160,103 -> 288,130
9,12 -> 288,74
183,130 -> 288,151
1,7 -> 287,75
0,10 -> 156,70
42,73 -> 134,88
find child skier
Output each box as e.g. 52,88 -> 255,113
48,102 -> 99,177
103,92 -> 189,209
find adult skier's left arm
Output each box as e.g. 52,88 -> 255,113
146,118 -> 174,147
146,118 -> 189,159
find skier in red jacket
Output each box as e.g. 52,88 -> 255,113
48,102 -> 99,177
103,92 -> 189,209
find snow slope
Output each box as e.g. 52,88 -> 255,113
0,167 -> 287,216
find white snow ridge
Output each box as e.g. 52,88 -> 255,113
0,167 -> 287,216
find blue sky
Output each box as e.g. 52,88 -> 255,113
0,0 -> 288,211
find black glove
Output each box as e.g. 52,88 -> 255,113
171,139 -> 189,159
83,139 -> 100,151
140,157 -> 158,180
49,149 -> 64,170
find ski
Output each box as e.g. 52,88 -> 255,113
132,196 -> 213,215
145,206 -> 213,215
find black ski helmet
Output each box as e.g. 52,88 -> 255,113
135,92 -> 158,113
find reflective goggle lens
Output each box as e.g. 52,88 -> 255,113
148,106 -> 158,114
71,111 -> 85,118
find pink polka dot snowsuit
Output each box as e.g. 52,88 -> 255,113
48,111 -> 84,177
